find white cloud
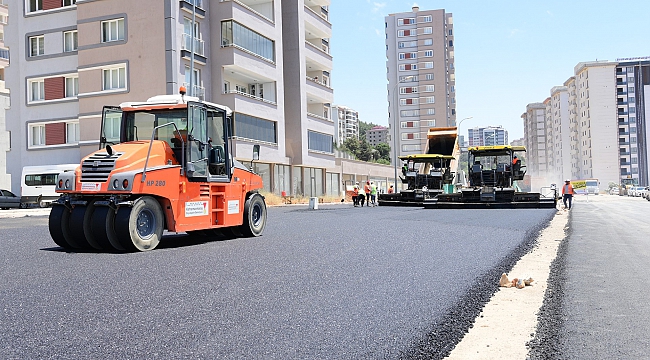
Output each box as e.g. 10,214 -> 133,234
371,1 -> 387,13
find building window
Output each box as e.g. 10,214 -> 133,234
400,109 -> 420,117
449,40 -> 454,47
66,122 -> 79,144
423,39 -> 433,46
101,18 -> 125,43
400,98 -> 418,105
424,50 -> 433,57
398,63 -> 417,71
426,108 -> 435,115
63,0 -> 76,6
424,96 -> 434,104
63,30 -> 78,52
424,85 -> 435,92
448,29 -> 453,36
29,79 -> 45,102
398,18 -> 415,26
30,124 -> 46,146
308,130 -> 333,153
233,113 -> 277,143
221,20 -> 275,62
29,35 -> 44,57
425,73 -> 434,80
402,132 -> 421,140
28,0 -> 42,12
397,29 -> 415,37
402,144 -> 421,152
423,61 -> 434,69
423,27 -> 433,34
399,86 -> 418,94
425,120 -> 435,127
422,15 -> 432,22
398,40 -> 417,48
102,66 -> 126,90
400,121 -> 419,128
65,76 -> 78,97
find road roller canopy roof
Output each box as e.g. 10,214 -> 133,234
399,154 -> 456,162
119,94 -> 233,116
467,145 -> 526,156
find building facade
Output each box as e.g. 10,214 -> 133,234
385,5 -> 455,163
523,60 -> 621,188
5,0 -> 342,197
0,1 -> 9,190
467,126 -> 508,147
366,125 -> 388,147
331,104 -> 358,146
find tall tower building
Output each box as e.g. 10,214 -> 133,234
522,103 -> 548,177
615,59 -> 650,186
0,1 -> 9,190
331,104 -> 359,146
385,5 -> 455,163
467,126 -> 508,146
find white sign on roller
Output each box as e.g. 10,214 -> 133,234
185,201 -> 209,217
227,200 -> 239,214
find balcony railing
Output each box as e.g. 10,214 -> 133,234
182,83 -> 205,99
182,0 -> 203,8
225,89 -> 277,105
307,112 -> 330,121
182,33 -> 205,56
306,75 -> 331,89
305,40 -> 331,56
220,0 -> 274,23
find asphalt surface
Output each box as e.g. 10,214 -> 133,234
0,204 -> 555,359
529,195 -> 650,359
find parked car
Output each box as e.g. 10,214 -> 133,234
629,186 -> 645,197
0,189 -> 21,209
638,187 -> 648,198
609,187 -> 619,195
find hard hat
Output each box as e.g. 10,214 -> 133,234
565,179 -> 570,182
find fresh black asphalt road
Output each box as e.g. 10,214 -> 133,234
1,205 -> 554,359
530,195 -> 650,359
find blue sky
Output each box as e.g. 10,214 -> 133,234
330,0 -> 650,140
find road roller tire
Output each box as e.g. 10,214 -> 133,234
114,196 -> 164,252
48,205 -> 73,250
240,194 -> 267,237
89,206 -> 125,252
81,201 -> 106,251
68,206 -> 92,250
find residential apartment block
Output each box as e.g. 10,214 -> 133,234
0,0 -> 9,190
385,5 -> 455,163
5,0 -> 342,197
467,125 -> 508,147
366,125 -> 388,147
331,104 -> 358,146
523,60 -> 622,188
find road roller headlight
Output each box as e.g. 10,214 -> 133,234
65,179 -> 70,189
122,179 -> 129,189
113,179 -> 120,189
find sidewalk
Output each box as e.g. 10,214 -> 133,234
0,208 -> 51,219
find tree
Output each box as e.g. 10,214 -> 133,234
375,143 -> 391,162
358,121 -> 378,140
357,140 -> 372,161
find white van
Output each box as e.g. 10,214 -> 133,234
21,164 -> 78,207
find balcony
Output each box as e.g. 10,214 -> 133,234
182,33 -> 204,56
220,0 -> 274,23
182,82 -> 205,100
180,0 -> 206,17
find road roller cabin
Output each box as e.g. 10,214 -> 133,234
48,90 -> 267,251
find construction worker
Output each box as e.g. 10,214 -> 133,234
562,179 -> 574,210
512,155 -> 518,165
370,181 -> 378,206
364,181 -> 372,207
357,185 -> 366,207
387,185 -> 394,194
352,182 -> 359,207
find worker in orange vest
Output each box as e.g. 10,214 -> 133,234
352,182 -> 359,207
364,181 -> 372,207
562,179 -> 574,210
387,185 -> 394,194
512,155 -> 518,165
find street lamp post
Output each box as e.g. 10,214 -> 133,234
391,76 -> 414,191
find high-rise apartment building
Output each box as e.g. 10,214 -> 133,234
5,0 -> 338,197
385,5 -> 455,163
615,60 -> 650,186
467,126 -> 508,146
0,1 -> 9,190
366,125 -> 388,147
523,61 -> 620,187
331,104 -> 359,146
522,103 -> 547,177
